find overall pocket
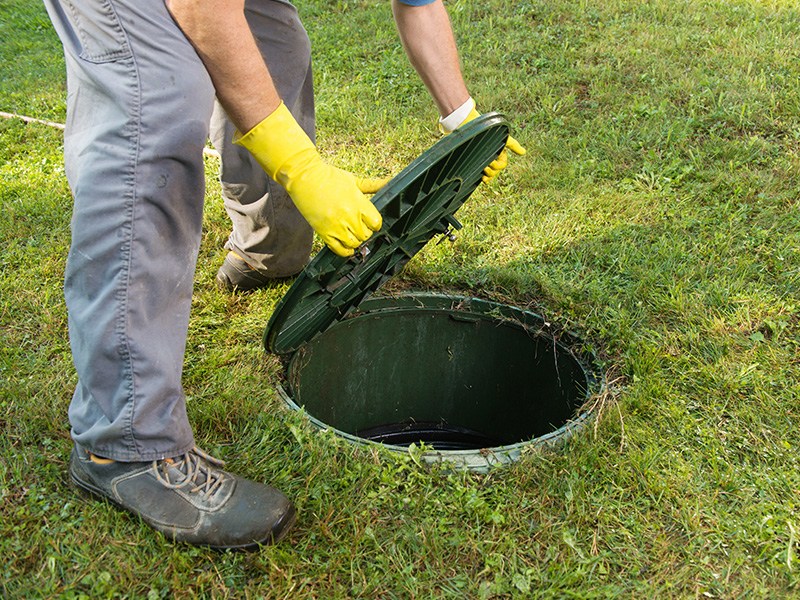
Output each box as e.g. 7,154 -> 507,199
50,0 -> 132,63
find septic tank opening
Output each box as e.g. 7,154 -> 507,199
278,294 -> 604,471
265,116 -> 606,472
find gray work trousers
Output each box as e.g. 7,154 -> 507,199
43,0 -> 314,461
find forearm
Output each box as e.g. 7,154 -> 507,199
168,0 -> 384,257
392,0 -> 470,117
166,0 -> 280,133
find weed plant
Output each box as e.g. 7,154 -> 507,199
2,0 -> 799,597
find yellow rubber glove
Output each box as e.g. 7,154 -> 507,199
235,102 -> 386,257
444,106 -> 526,184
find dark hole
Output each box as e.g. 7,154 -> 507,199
288,306 -> 591,451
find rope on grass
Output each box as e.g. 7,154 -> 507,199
0,110 -> 221,158
1,110 -> 64,130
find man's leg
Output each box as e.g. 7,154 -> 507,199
211,0 -> 315,290
44,0 -> 295,548
47,0 -> 209,460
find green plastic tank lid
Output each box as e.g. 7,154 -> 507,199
264,113 -> 511,355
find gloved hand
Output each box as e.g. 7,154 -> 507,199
440,100 -> 526,183
235,102 -> 387,257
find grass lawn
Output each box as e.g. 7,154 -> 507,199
2,0 -> 800,597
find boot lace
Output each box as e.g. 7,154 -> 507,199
152,446 -> 227,498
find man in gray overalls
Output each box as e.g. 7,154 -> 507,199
43,0 -> 525,550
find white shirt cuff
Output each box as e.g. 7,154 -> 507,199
438,97 -> 475,134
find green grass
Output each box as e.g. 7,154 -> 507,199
2,0 -> 800,597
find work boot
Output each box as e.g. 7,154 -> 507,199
215,252 -> 294,292
69,443 -> 296,550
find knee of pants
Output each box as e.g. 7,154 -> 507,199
245,1 -> 313,102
